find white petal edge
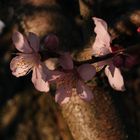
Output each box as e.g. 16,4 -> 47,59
105,66 -> 125,91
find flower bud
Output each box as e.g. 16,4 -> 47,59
44,34 -> 59,51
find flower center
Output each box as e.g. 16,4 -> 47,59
56,69 -> 78,89
15,53 -> 41,73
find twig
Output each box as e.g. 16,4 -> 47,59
41,43 -> 140,65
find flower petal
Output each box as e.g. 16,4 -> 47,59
41,62 -> 62,82
59,52 -> 73,70
92,17 -> 112,56
28,32 -> 40,52
105,66 -> 125,91
55,86 -> 72,105
32,65 -> 50,92
108,63 -> 115,77
47,71 -> 63,83
77,64 -> 96,81
77,80 -> 93,101
12,31 -> 32,53
10,54 -> 34,77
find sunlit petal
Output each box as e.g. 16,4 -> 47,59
92,17 -> 112,56
32,66 -> 50,92
10,54 -> 34,77
105,66 -> 125,91
12,31 -> 32,53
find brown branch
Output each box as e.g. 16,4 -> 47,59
40,43 -> 140,66
75,43 -> 140,64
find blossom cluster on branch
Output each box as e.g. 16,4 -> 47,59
10,17 -> 137,104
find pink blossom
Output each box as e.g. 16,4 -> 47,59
92,17 -> 112,56
92,17 -> 125,91
10,31 -> 50,92
48,53 -> 96,104
137,27 -> 140,33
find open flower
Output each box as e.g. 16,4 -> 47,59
48,53 -> 96,104
10,31 -> 49,92
92,17 -> 125,91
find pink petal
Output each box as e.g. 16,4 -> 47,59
77,64 -> 96,81
12,31 -> 32,53
41,62 -> 62,82
77,80 -> 93,101
32,65 -> 50,92
47,71 -> 63,82
92,17 -> 112,56
108,63 -> 115,76
93,17 -> 108,30
55,86 -> 72,105
28,32 -> 40,52
105,66 -> 125,91
59,52 -> 73,70
93,17 -> 110,42
10,54 -> 34,77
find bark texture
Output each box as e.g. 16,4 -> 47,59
61,87 -> 127,140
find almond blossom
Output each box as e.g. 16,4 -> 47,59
10,31 -> 50,92
92,17 -> 125,91
47,53 -> 96,104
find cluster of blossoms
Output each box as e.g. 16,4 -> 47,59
10,17 -> 135,104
